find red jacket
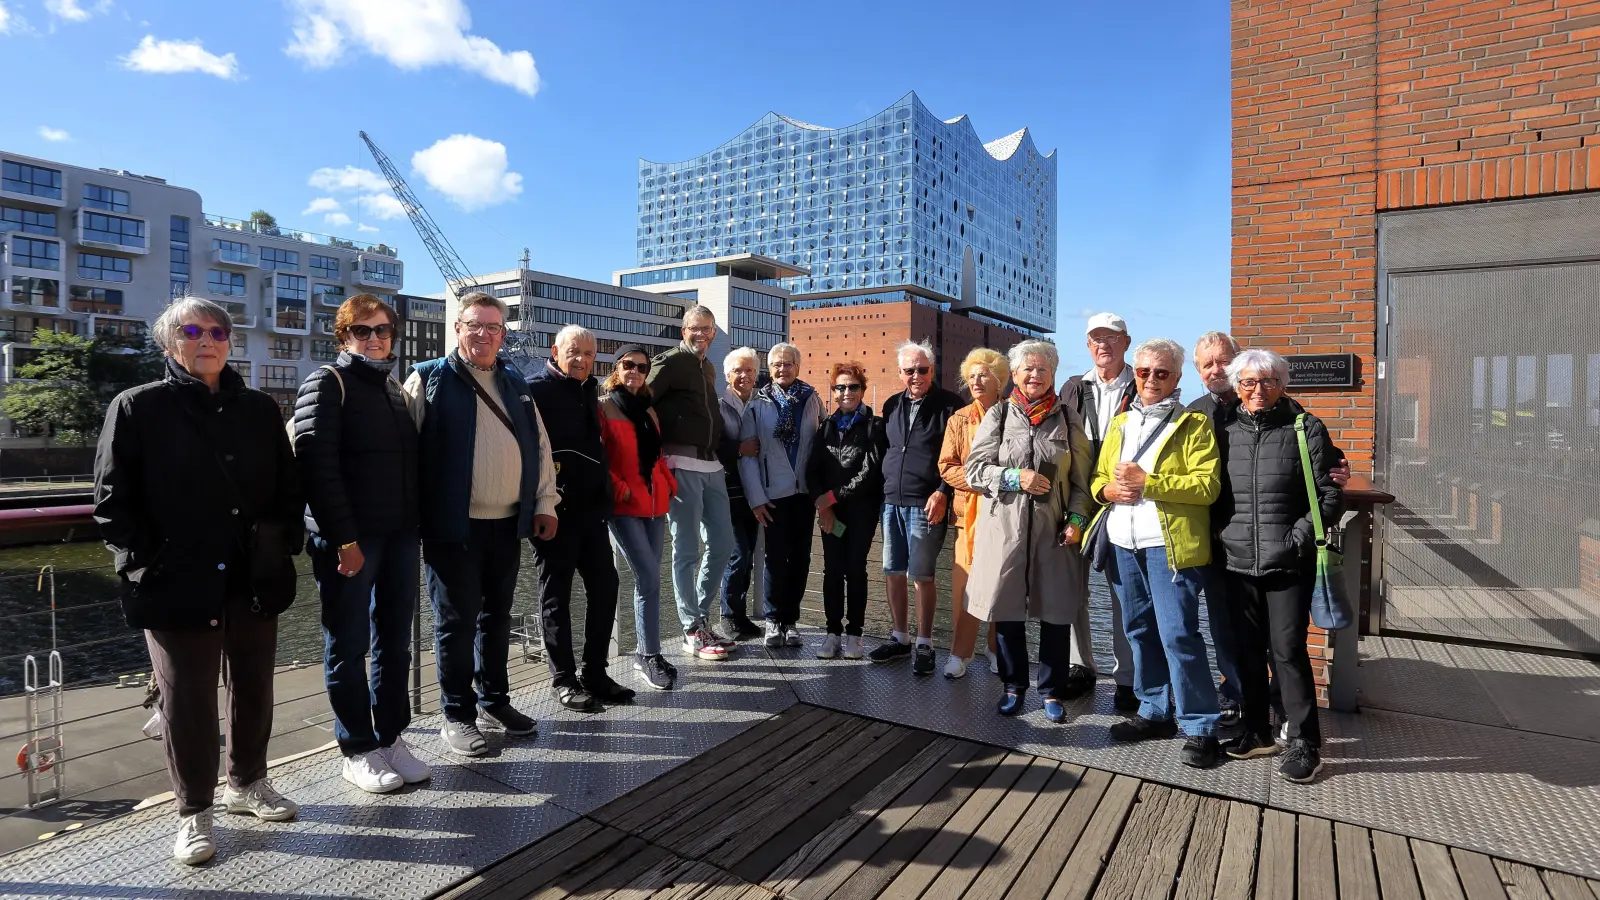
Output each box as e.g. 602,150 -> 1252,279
600,395 -> 678,518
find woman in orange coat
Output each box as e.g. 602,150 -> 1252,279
937,347 -> 1009,678
600,345 -> 679,691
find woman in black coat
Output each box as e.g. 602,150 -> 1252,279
1215,348 -> 1341,785
291,293 -> 426,795
93,296 -> 302,866
807,361 -> 885,661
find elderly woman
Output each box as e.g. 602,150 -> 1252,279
938,348 -> 1007,679
1217,349 -> 1341,784
739,342 -> 823,647
600,344 -> 681,690
966,340 -> 1092,722
717,347 -> 766,641
293,293 -> 428,794
1091,338 -> 1223,768
94,296 -> 302,865
808,361 -> 884,660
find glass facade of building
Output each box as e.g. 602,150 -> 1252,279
636,91 -> 1056,331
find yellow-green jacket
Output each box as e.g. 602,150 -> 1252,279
1089,408 -> 1221,570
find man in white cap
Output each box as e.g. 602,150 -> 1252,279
1060,312 -> 1139,712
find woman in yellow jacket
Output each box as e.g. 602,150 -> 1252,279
1089,338 -> 1223,769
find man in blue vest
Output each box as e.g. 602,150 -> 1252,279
402,292 -> 558,758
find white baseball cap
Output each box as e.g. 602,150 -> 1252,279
1085,312 -> 1128,336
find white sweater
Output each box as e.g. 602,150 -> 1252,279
1106,403 -> 1180,552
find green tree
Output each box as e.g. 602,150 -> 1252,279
249,209 -> 281,236
1,329 -> 165,444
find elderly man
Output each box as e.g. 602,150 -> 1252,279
648,306 -> 735,661
868,340 -> 963,676
404,292 -> 556,757
1061,312 -> 1138,710
717,347 -> 767,642
527,324 -> 632,711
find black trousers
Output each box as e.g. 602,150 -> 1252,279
821,502 -> 880,636
532,515 -> 619,687
1223,569 -> 1322,746
424,516 -> 522,725
762,494 -> 815,627
994,620 -> 1073,697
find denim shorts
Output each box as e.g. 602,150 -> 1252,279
881,503 -> 948,582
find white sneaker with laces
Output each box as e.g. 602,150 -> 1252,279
222,778 -> 298,821
944,655 -> 969,679
841,635 -> 864,660
384,737 -> 431,784
985,649 -> 999,675
763,620 -> 785,648
343,750 -> 403,794
172,810 -> 215,865
816,634 -> 841,659
684,627 -> 729,661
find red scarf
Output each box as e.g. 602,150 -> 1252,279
1010,386 -> 1058,426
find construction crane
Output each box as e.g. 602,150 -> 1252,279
358,130 -> 541,376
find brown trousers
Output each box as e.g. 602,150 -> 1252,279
145,594 -> 278,816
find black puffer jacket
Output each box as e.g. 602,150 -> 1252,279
94,358 -> 302,631
1219,396 -> 1342,577
525,360 -> 612,522
807,406 -> 885,515
291,351 -> 419,546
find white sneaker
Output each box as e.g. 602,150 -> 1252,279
785,626 -> 802,647
684,626 -> 729,661
944,655 -> 969,679
841,635 -> 864,660
173,810 -> 215,865
816,634 -> 841,659
763,620 -> 785,648
384,737 -> 431,784
985,649 -> 999,675
222,778 -> 298,821
343,750 -> 403,794
142,709 -> 164,740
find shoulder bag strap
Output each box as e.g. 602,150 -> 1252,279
467,371 -> 518,437
319,365 -> 345,404
1080,382 -> 1100,445
1294,414 -> 1325,544
1126,407 -> 1176,465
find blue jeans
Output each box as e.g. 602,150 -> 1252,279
881,503 -> 947,583
722,498 -> 770,621
611,515 -> 666,656
423,516 -> 521,725
1108,545 -> 1222,737
1200,561 -> 1244,706
310,527 -> 419,756
667,468 -> 735,631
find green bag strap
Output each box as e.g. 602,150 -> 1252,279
1294,414 -> 1325,545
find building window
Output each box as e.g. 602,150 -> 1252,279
360,258 -> 402,286
491,283 -> 521,298
260,247 -> 300,271
212,238 -> 252,266
526,303 -> 680,341
206,269 -> 246,296
663,289 -> 699,301
0,207 -> 57,236
81,212 -> 147,249
311,339 -> 338,361
230,332 -> 248,357
12,237 -> 61,270
269,337 -> 302,359
2,161 -> 63,200
313,311 -> 334,335
9,277 -> 60,309
230,360 -> 252,383
529,280 -> 685,320
312,283 -> 345,306
67,285 -> 124,313
76,252 -> 133,283
170,215 -> 190,298
309,254 -> 339,279
261,364 -> 298,389
82,184 -> 131,213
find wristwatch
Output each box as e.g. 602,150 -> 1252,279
338,542 -> 358,552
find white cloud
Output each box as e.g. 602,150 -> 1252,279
324,212 -> 352,227
0,3 -> 13,34
37,126 -> 70,142
357,223 -> 379,233
306,166 -> 404,222
45,0 -> 110,23
284,0 -> 539,97
308,165 -> 388,194
355,192 -> 405,220
121,36 -> 240,79
411,134 -> 522,211
302,197 -> 342,215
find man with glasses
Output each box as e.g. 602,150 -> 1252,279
647,306 -> 735,661
526,325 -> 632,712
1062,312 -> 1140,711
402,292 -> 557,757
868,340 -> 963,676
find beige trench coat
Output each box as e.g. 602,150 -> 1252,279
964,399 -> 1093,625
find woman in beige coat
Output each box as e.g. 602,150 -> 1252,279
966,339 -> 1093,722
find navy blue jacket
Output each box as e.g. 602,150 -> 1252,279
412,351 -> 545,543
881,387 -> 963,507
525,360 -> 612,522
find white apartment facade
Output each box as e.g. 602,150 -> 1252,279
611,253 -> 802,366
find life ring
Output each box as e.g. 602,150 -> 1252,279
16,743 -> 57,773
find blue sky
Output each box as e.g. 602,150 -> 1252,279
2,0 -> 1228,375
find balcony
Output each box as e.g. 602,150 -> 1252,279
2,275 -> 65,315
352,253 -> 404,290
74,209 -> 150,256
267,303 -> 310,336
211,246 -> 259,268
313,313 -> 335,336
314,285 -> 347,308
88,314 -> 150,346
0,187 -> 65,210
219,300 -> 256,329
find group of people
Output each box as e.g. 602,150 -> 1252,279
92,293 -> 1347,868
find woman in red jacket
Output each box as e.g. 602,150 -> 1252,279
601,345 -> 680,690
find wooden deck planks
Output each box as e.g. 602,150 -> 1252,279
962,764 -> 1085,900
1003,766 -> 1113,900
1171,796 -> 1230,900
1255,809 -> 1296,900
438,820 -> 625,900
1334,822 -> 1381,900
1091,782 -> 1200,900
1045,773 -> 1141,900
1297,816 -> 1337,900
877,752 -> 1035,900
1540,871 -> 1599,900
1495,859 -> 1554,900
918,757 -> 1059,900
1373,831 -> 1425,900
1213,801 -> 1261,900
1453,847 -> 1511,900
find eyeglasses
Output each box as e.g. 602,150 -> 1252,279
685,325 -> 715,335
832,383 -> 864,394
178,324 -> 230,343
1238,377 -> 1281,390
458,322 -> 505,336
901,366 -> 931,376
347,324 -> 394,340
1088,334 -> 1125,347
619,359 -> 651,373
1135,367 -> 1174,381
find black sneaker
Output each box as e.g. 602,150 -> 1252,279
1224,731 -> 1280,760
867,638 -> 913,663
1057,664 -> 1096,701
718,615 -> 764,642
552,683 -> 598,713
1218,699 -> 1241,728
478,703 -> 538,736
658,655 -> 678,678
634,654 -> 675,691
912,644 -> 936,676
583,672 -> 636,704
1181,736 -> 1220,768
1109,715 -> 1178,743
1278,739 -> 1323,784
1113,684 -> 1140,712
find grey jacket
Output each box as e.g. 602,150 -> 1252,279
738,385 -> 824,508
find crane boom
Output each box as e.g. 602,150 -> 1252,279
359,131 -> 478,298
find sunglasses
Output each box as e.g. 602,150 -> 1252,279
347,323 -> 395,340
178,324 -> 230,343
901,366 -> 931,376
832,383 -> 864,393
619,359 -> 652,373
1135,367 -> 1174,382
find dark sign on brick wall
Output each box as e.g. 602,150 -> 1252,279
1286,353 -> 1356,388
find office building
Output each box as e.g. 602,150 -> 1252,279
1,150 -> 404,426
612,253 -> 803,366
394,293 -> 447,376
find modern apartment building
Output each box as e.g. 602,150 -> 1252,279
612,253 -> 803,366
0,149 -> 404,425
394,293 -> 447,376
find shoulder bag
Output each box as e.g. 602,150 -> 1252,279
1295,414 -> 1353,631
